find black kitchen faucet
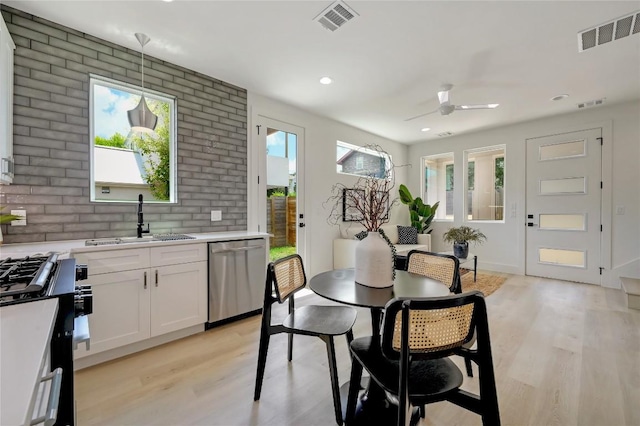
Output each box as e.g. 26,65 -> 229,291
137,193 -> 150,238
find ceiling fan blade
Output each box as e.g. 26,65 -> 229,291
455,103 -> 499,110
404,108 -> 439,122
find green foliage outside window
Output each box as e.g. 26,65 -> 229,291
95,132 -> 127,148
495,157 -> 504,188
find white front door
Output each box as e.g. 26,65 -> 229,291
525,128 -> 602,284
256,116 -> 306,262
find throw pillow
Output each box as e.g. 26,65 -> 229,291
397,225 -> 418,244
354,230 -> 369,240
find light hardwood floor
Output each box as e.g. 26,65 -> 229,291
75,273 -> 640,425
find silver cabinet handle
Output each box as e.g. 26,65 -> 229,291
31,368 -> 63,426
144,271 -> 147,289
155,269 -> 158,287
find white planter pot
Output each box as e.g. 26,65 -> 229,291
355,231 -> 393,288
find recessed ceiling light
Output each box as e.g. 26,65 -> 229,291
162,0 -> 173,3
319,77 -> 332,85
551,94 -> 569,101
421,128 -> 431,132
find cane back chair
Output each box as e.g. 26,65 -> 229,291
254,254 -> 357,425
345,292 -> 500,426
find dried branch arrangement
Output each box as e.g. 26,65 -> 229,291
324,144 -> 404,231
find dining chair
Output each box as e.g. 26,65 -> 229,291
405,250 -> 476,380
254,254 -> 357,425
406,250 -> 461,294
345,292 -> 500,426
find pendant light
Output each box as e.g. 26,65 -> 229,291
127,33 -> 158,133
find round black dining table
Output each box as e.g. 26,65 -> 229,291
309,268 -> 450,337
309,268 -> 451,424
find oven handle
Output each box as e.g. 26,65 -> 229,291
73,315 -> 91,351
31,367 -> 63,426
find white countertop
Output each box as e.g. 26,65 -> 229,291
0,231 -> 269,258
0,299 -> 58,426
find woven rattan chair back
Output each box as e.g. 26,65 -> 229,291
406,251 -> 458,287
271,254 -> 307,303
381,293 -> 479,360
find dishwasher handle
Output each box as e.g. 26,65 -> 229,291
210,245 -> 264,255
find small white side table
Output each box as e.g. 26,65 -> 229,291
438,251 -> 477,282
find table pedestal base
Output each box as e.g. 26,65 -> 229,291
339,378 -> 420,425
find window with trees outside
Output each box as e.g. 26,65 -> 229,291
465,146 -> 505,221
90,76 -> 177,203
422,153 -> 454,220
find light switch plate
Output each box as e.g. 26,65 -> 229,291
210,210 -> 222,221
10,210 -> 27,226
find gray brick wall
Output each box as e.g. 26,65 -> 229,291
0,6 -> 247,244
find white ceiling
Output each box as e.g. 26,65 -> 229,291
6,1 -> 640,144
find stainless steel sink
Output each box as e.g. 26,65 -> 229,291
85,234 -> 195,246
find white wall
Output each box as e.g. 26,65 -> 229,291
408,100 -> 640,287
248,93 -> 410,277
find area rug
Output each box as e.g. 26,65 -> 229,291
459,269 -> 507,297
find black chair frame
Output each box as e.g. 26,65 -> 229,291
254,254 -> 355,426
345,291 -> 500,426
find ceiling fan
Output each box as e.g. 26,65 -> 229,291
404,84 -> 499,121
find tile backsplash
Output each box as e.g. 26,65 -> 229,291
0,6 -> 247,244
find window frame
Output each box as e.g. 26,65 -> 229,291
420,152 -> 454,222
464,144 -> 506,223
89,74 -> 178,203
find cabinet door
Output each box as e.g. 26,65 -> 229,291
150,261 -> 207,337
75,269 -> 151,358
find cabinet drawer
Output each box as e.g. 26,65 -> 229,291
150,243 -> 207,267
75,248 -> 151,275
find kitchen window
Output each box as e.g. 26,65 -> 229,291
89,76 -> 177,203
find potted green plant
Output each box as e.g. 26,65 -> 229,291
398,184 -> 439,234
0,207 -> 21,245
442,226 -> 486,259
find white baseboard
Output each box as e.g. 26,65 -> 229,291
476,261 -> 521,275
603,258 -> 640,289
74,324 -> 204,370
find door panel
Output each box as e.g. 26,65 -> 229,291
257,117 -> 305,262
526,128 -> 601,284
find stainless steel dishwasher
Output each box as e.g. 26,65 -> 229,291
207,238 -> 266,327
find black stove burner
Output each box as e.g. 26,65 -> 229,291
0,254 -> 59,304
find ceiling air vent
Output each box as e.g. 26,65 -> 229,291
314,1 -> 359,32
577,98 -> 606,109
437,132 -> 454,138
578,10 -> 640,51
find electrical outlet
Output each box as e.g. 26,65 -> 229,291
210,210 -> 222,221
10,210 -> 27,226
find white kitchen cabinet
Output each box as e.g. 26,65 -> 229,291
151,261 -> 207,336
0,13 -> 15,184
74,243 -> 208,358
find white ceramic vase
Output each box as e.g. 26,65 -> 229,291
354,231 -> 393,288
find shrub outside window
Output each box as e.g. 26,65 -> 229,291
465,146 -> 505,221
422,153 -> 454,220
90,76 -> 177,203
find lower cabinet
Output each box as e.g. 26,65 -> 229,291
74,244 -> 208,358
